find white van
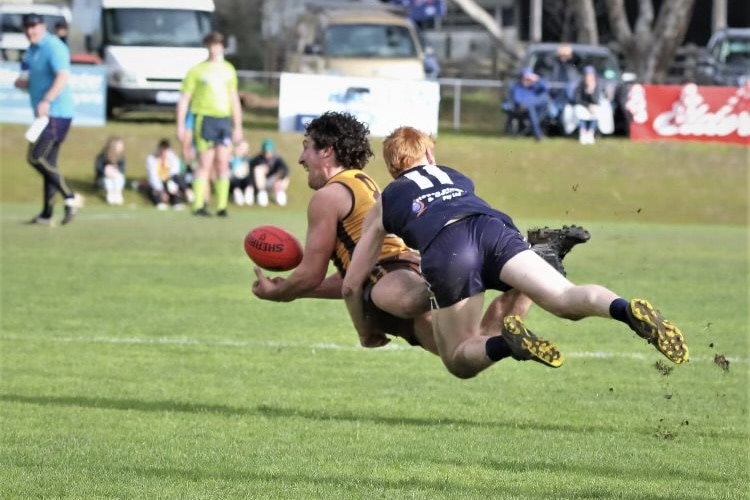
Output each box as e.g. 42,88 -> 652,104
0,3 -> 72,62
70,0 -> 220,117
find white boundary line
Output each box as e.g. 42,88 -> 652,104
0,334 -> 743,363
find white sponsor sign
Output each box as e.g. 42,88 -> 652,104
278,73 -> 440,137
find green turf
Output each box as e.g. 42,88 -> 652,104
1,119 -> 748,498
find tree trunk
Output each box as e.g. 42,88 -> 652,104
530,0 -> 543,42
605,0 -> 696,83
574,0 -> 599,44
712,0 -> 727,32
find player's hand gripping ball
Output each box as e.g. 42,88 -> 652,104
244,225 -> 303,271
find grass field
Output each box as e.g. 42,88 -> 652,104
1,118 -> 748,499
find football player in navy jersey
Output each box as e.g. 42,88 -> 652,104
342,126 -> 688,379
252,113 -> 585,358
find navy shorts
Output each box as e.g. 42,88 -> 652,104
420,214 -> 530,308
194,115 -> 233,152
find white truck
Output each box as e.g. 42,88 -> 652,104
70,0 -> 218,117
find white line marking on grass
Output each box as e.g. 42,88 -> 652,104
0,334 -> 744,363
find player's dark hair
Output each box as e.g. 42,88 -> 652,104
203,31 -> 224,46
305,111 -> 373,170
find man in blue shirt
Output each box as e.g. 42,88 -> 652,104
15,13 -> 79,225
506,68 -> 550,141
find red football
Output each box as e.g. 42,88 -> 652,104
244,225 -> 303,271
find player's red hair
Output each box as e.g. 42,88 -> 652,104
382,126 -> 435,178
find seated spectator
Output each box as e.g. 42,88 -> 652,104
94,136 -> 126,205
547,44 -> 580,123
504,68 -> 550,141
573,65 -> 607,145
145,139 -> 191,210
249,139 -> 290,207
229,140 -> 253,206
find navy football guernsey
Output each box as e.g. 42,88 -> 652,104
381,164 -> 506,251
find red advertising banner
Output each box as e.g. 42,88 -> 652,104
626,83 -> 749,146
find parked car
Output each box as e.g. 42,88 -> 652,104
284,4 -> 426,80
696,28 -> 750,87
510,43 -> 636,135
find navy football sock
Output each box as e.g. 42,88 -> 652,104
485,335 -> 512,361
609,298 -> 631,325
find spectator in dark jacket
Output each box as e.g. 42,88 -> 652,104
506,68 -> 550,140
548,44 -> 580,120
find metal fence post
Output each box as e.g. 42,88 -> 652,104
453,79 -> 462,132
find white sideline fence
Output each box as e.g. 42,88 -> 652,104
237,69 -> 512,132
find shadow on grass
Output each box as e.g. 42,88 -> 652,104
3,393 -> 739,443
2,396 -> 735,496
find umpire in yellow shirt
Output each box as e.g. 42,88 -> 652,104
176,31 -> 243,217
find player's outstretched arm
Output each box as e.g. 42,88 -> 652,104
252,187 -> 340,302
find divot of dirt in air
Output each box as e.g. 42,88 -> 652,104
654,360 -> 673,376
713,354 -> 730,372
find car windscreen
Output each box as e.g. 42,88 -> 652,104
103,8 -> 213,47
323,24 -> 418,58
716,37 -> 750,66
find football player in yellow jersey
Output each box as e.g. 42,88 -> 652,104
250,112 -> 432,349
176,32 -> 243,217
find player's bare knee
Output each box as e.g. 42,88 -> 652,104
440,353 -> 479,379
443,361 -> 479,379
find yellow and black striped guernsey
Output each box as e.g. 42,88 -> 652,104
326,169 -> 409,276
